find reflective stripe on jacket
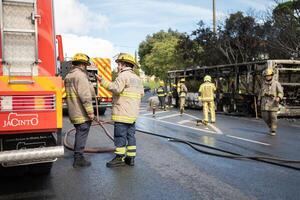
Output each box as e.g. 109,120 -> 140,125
259,79 -> 283,111
65,67 -> 95,124
198,82 -> 216,102
157,86 -> 166,97
101,67 -> 144,124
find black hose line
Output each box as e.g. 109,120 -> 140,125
64,118 -> 115,153
136,129 -> 300,171
64,96 -> 300,170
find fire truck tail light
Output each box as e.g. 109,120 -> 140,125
0,95 -> 56,112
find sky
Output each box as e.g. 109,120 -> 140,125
53,0 -> 277,63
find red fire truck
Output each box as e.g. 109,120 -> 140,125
0,0 -> 64,174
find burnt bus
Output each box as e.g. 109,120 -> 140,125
167,60 -> 300,117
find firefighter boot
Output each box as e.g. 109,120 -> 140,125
73,156 -> 91,168
269,130 -> 276,136
125,156 -> 135,166
180,109 -> 183,115
106,155 -> 126,168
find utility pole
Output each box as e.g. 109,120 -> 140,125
213,0 -> 216,33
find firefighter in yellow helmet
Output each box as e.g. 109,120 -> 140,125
96,53 -> 144,167
157,80 -> 167,110
177,78 -> 188,115
259,68 -> 283,136
198,75 -> 216,125
65,53 -> 95,168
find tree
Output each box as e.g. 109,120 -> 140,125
265,0 -> 300,58
218,12 -> 267,64
138,29 -> 184,79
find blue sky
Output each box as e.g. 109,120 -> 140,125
54,0 -> 277,61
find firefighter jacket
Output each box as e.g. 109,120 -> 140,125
259,79 -> 283,111
157,86 -> 166,97
65,67 -> 95,124
101,67 -> 144,124
198,82 -> 216,102
177,83 -> 187,98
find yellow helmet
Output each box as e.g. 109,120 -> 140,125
159,81 -> 164,86
264,68 -> 274,76
72,53 -> 91,66
180,78 -> 185,83
115,53 -> 138,67
204,75 -> 211,82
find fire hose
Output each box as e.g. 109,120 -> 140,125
63,96 -> 115,153
63,96 -> 300,170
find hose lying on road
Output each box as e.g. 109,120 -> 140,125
135,129 -> 300,171
64,119 -> 115,153
64,96 -> 300,169
64,96 -> 115,153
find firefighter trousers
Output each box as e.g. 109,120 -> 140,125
158,96 -> 166,109
261,111 -> 277,132
114,122 -> 136,157
202,101 -> 215,123
74,121 -> 91,158
179,97 -> 186,111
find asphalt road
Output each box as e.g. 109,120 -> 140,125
0,98 -> 300,200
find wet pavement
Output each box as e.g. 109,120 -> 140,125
0,98 -> 300,200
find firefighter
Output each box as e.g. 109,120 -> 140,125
157,81 -> 167,110
96,53 -> 144,167
178,78 -> 187,115
167,84 -> 174,108
198,75 -> 216,125
148,95 -> 159,117
259,68 -> 283,136
65,53 -> 95,168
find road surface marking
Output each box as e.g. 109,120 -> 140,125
139,116 -> 218,134
178,119 -> 192,124
183,113 -> 223,134
226,135 -> 270,146
143,111 -> 169,116
157,113 -> 181,120
183,113 -> 200,120
207,124 -> 223,134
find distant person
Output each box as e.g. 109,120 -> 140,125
157,81 -> 167,110
177,78 -> 187,115
65,53 -> 95,168
167,84 -> 174,108
198,75 -> 216,125
259,68 -> 283,136
96,53 -> 144,167
148,95 -> 159,117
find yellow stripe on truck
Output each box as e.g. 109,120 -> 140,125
92,58 -> 113,98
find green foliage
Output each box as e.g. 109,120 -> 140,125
138,0 -> 300,75
138,29 -> 186,79
143,80 -> 159,90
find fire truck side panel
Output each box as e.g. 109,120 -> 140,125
37,0 -> 56,76
0,76 -> 63,134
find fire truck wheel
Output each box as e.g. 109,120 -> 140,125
29,162 -> 53,175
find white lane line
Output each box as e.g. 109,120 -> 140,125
143,111 -> 169,116
178,119 -> 192,124
226,135 -> 270,146
207,124 -> 223,135
157,113 -> 181,120
183,113 -> 223,134
139,116 -> 217,134
183,113 -> 200,120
